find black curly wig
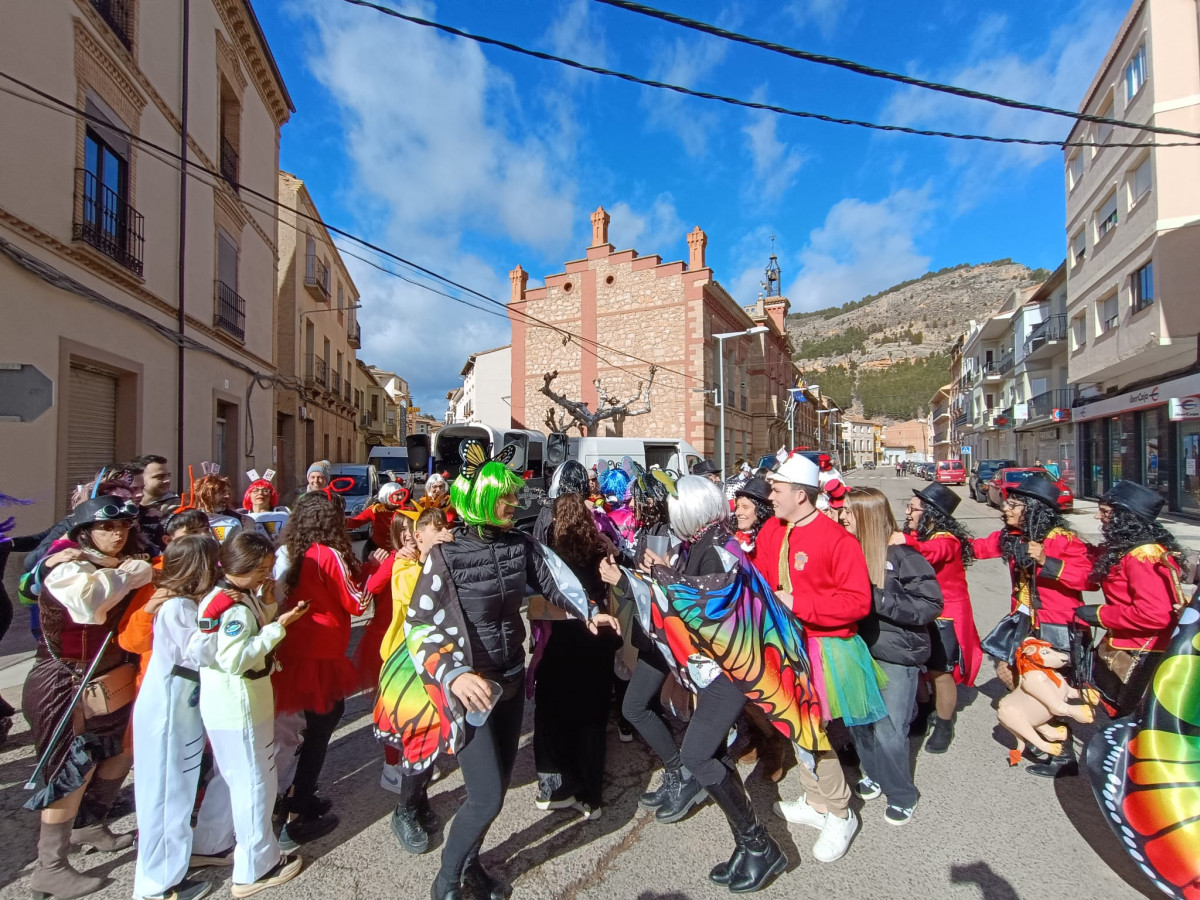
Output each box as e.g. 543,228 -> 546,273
731,495 -> 774,537
1091,505 -> 1185,582
998,496 -> 1071,568
907,504 -> 975,566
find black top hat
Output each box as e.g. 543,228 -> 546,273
913,482 -> 960,517
691,459 -> 720,477
68,495 -> 140,539
1102,479 -> 1165,522
1007,473 -> 1062,509
735,476 -> 772,504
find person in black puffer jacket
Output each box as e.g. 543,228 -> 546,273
840,487 -> 943,827
415,445 -> 621,900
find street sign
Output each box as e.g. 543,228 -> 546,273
0,363 -> 53,422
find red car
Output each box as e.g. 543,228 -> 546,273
986,467 -> 1074,511
936,459 -> 967,486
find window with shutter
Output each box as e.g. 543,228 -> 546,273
1097,193 -> 1118,238
1131,157 -> 1151,202
67,364 -> 118,500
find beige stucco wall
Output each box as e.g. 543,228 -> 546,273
0,0 -> 289,532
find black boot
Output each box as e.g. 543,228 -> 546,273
1027,737 -> 1078,778
925,715 -> 955,754
706,770 -> 787,894
462,844 -> 511,900
655,769 -> 707,823
639,767 -> 679,809
909,700 -> 934,737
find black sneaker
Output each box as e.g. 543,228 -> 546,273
278,812 -> 339,852
534,777 -> 575,811
390,806 -> 429,855
415,797 -> 440,833
616,720 -> 634,743
884,804 -> 916,826
143,879 -> 213,900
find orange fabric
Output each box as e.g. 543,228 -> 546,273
117,558 -> 163,688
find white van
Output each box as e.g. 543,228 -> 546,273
367,446 -> 410,480
562,436 -> 705,475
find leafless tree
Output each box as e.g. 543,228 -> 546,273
540,366 -> 657,436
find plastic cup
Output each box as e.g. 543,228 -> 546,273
645,534 -> 670,559
465,679 -> 503,727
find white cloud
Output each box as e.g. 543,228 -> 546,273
785,0 -> 850,40
785,187 -> 935,311
742,103 -> 804,196
545,0 -> 608,70
641,36 -> 730,155
607,194 -> 684,255
880,2 -> 1126,207
296,2 -> 587,411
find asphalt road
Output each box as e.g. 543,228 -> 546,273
0,474 -> 1163,900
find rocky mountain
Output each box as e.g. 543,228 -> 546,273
785,259 -> 1046,420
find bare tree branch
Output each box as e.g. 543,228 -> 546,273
539,366 -> 657,436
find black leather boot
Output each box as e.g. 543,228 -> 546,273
638,767 -> 678,809
655,770 -> 706,823
924,714 -> 955,754
1027,736 -> 1078,778
706,770 -> 787,893
462,842 -> 511,900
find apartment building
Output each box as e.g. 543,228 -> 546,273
958,287 -> 1030,463
1064,0 -> 1200,514
276,172 -> 360,491
355,359 -> 399,462
0,0 -> 292,530
452,345 -> 512,426
845,417 -> 881,467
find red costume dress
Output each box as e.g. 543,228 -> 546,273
971,527 -> 1092,625
1096,544 -> 1185,652
904,532 -> 982,685
353,552 -> 396,690
345,503 -> 396,549
273,544 -> 367,715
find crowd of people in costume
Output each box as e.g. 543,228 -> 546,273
0,443 -> 1195,900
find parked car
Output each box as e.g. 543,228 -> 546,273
863,461 -> 876,470
985,466 -> 1074,511
327,463 -> 380,541
970,458 -> 1017,502
936,459 -> 967,486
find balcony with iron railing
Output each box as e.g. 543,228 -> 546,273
305,354 -> 328,390
329,371 -> 341,399
219,136 -> 239,189
348,320 -> 361,349
1023,315 -> 1068,362
997,350 -> 1015,375
1027,387 -> 1078,422
213,280 -> 245,341
954,411 -> 970,427
74,169 -> 144,276
305,252 -> 331,301
91,0 -> 132,48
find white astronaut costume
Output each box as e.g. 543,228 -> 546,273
131,595 -> 211,897
197,585 -> 287,885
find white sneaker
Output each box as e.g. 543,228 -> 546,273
380,763 -> 403,795
772,796 -> 827,830
812,809 -> 858,863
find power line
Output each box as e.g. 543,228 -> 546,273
339,0 -> 1200,149
0,71 -> 695,387
594,0 -> 1200,142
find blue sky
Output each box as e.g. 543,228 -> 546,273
256,0 -> 1129,414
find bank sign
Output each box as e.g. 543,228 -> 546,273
1169,394 -> 1200,421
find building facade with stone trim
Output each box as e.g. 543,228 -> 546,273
507,207 -> 797,463
0,0 -> 292,532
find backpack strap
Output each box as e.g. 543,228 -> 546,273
198,590 -> 242,634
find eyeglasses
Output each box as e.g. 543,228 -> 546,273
1001,498 -> 1026,509
93,519 -> 134,532
905,503 -> 922,513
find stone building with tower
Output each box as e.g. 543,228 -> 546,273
507,207 -> 799,462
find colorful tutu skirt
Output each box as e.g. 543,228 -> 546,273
805,634 -> 888,727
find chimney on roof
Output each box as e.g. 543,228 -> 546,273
590,206 -> 610,247
509,264 -> 528,302
687,226 -> 707,270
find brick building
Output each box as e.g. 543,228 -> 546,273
508,207 -> 797,462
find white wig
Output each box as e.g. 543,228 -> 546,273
668,475 -> 728,541
425,473 -> 447,490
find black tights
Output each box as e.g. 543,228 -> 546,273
290,700 -> 344,816
398,767 -> 434,809
436,689 -> 525,891
621,648 -> 681,770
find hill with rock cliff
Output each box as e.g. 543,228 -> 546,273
786,260 -> 1046,421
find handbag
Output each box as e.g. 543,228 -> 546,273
1096,637 -> 1152,684
927,618 -> 962,673
981,611 -> 1030,664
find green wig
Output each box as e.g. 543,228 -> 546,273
451,460 -> 525,527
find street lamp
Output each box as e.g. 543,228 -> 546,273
713,326 -> 769,481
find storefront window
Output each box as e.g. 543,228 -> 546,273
1083,420 -> 1106,498
1179,421 -> 1200,517
1143,406 -> 1169,498
1110,413 -> 1139,488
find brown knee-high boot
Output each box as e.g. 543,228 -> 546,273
30,820 -> 105,900
71,775 -> 134,852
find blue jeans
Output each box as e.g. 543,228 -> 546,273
852,660 -> 919,809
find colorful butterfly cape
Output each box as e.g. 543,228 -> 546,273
612,539 -> 826,755
1084,592 -> 1200,899
373,535 -> 593,774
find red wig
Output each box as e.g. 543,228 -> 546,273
243,479 -> 279,510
